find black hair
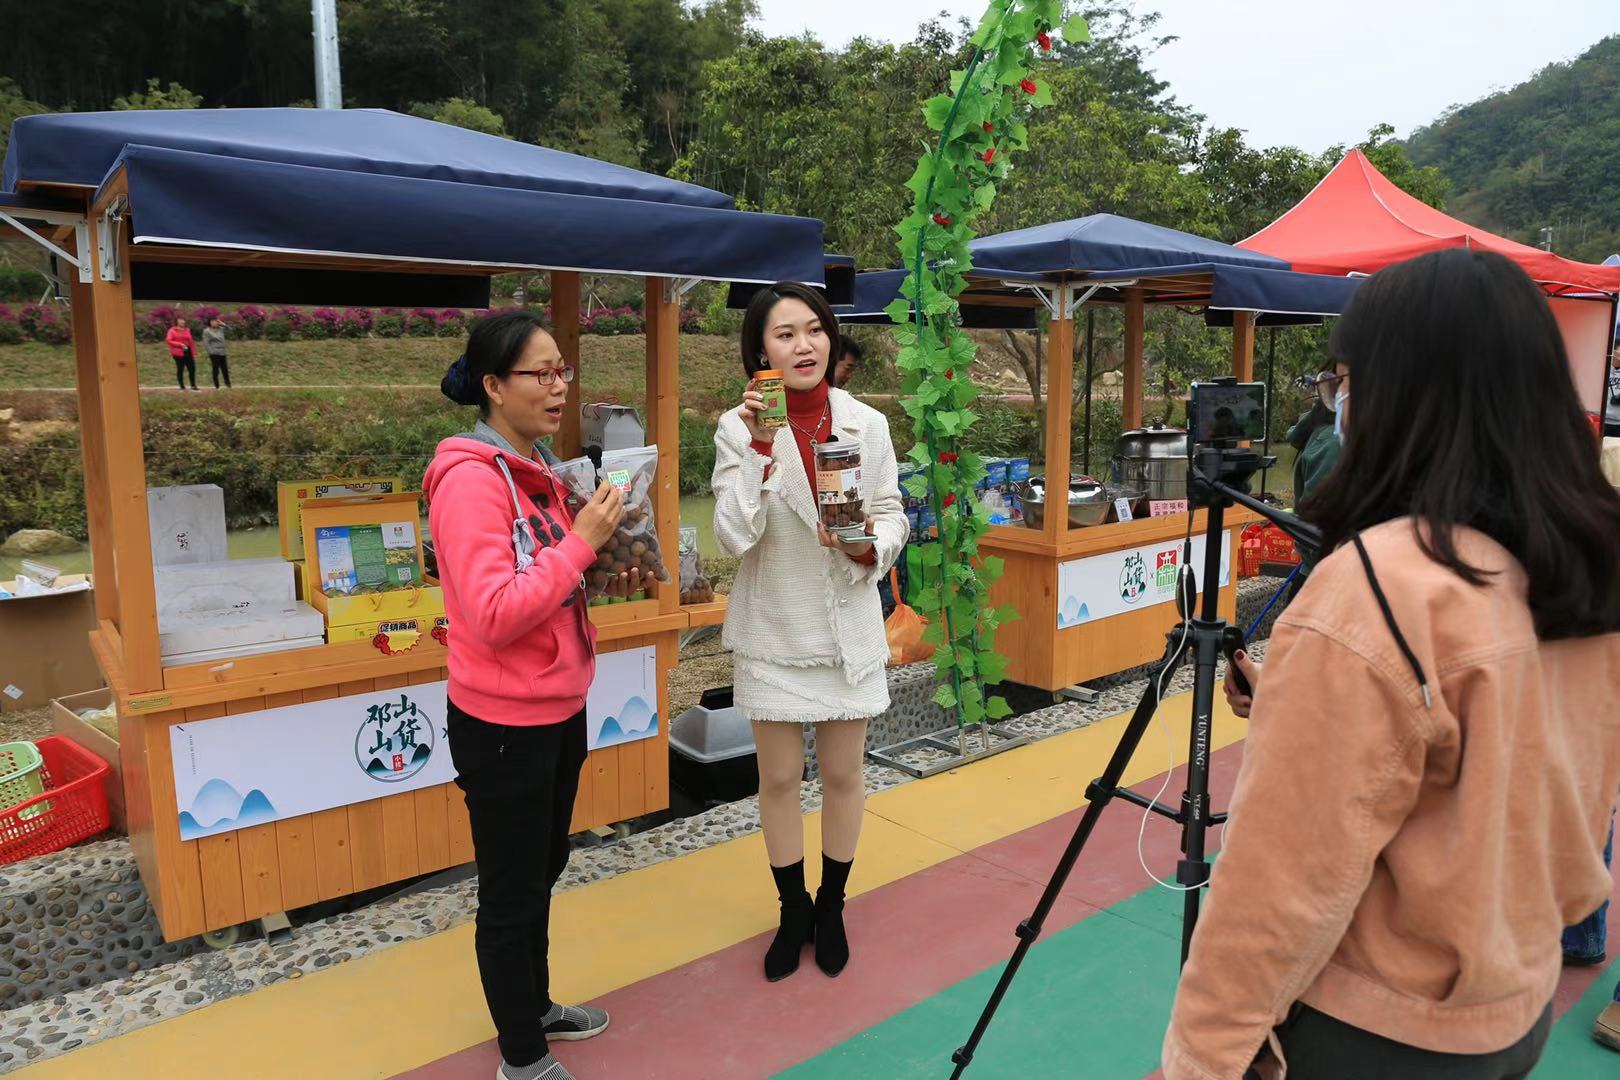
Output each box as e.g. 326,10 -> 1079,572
739,281 -> 841,386
841,338 -> 864,363
1303,249 -> 1620,640
441,311 -> 550,417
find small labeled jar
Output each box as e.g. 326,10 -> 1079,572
753,370 -> 787,429
814,440 -> 866,539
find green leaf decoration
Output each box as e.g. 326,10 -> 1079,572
891,0 -> 1069,729
1062,14 -> 1091,42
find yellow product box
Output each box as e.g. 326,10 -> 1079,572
300,492 -> 441,631
278,477 -> 404,560
329,614 -> 450,656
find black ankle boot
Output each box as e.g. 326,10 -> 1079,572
814,854 -> 853,977
765,860 -> 815,982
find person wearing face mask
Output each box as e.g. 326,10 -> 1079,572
1282,369 -> 1345,597
424,312 -> 631,1080
1170,250 -> 1620,1079
713,282 -> 907,983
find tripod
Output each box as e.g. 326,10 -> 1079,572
949,446 -> 1321,1079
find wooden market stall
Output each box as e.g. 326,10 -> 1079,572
844,215 -> 1361,692
0,108 -> 828,941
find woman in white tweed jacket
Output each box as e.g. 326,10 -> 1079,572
713,282 -> 906,983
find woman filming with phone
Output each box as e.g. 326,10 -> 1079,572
1164,250 -> 1620,1080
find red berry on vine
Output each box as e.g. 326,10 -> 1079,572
1037,31 -> 1053,51
1020,78 -> 1038,95
983,121 -> 994,132
945,369 -> 954,379
933,213 -> 952,227
983,147 -> 997,163
943,493 -> 958,509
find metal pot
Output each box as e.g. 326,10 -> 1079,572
1110,423 -> 1189,503
1016,475 -> 1118,529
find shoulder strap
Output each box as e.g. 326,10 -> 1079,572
1350,533 -> 1432,709
494,454 -> 537,574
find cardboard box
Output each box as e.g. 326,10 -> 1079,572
327,615 -> 449,658
154,558 -> 296,622
158,601 -> 326,659
300,493 -> 443,630
278,477 -> 404,561
49,687 -> 123,831
0,575 -> 102,711
147,485 -> 227,566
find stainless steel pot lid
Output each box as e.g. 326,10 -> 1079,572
1114,422 -> 1189,459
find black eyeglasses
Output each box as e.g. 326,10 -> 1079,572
507,366 -> 576,386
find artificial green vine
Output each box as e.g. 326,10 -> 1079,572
890,0 -> 1088,727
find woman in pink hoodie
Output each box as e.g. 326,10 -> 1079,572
423,312 -> 628,1080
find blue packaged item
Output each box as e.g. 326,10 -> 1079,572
918,505 -> 938,539
1007,457 -> 1031,484
905,506 -> 921,540
983,458 -> 1010,493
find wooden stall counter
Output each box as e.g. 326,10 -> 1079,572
980,509 -> 1258,692
95,594 -> 682,943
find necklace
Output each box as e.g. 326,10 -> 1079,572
787,400 -> 831,453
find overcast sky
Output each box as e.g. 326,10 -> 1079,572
750,1 -> 1620,152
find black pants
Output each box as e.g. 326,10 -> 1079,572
448,701 -> 588,1068
1249,1003 -> 1553,1080
210,354 -> 230,388
174,348 -> 196,389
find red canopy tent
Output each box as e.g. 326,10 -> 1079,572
1240,149 -> 1620,414
1239,149 -> 1620,297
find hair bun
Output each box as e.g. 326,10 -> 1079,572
441,354 -> 478,406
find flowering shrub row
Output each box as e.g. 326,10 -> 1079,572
3,300 -> 716,346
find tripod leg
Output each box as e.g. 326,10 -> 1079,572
1178,621 -> 1220,965
951,635 -> 1189,1079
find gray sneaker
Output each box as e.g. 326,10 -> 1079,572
497,1053 -> 576,1080
543,1003 -> 610,1042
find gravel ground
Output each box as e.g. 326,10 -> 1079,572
0,705 -> 54,745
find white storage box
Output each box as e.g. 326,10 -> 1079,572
155,558 -> 296,621
147,484 -> 228,566
162,635 -> 326,668
158,601 -> 325,660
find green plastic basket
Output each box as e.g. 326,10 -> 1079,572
0,741 -> 48,820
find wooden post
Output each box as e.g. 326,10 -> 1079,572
552,271 -> 583,459
645,278 -> 681,613
68,270 -> 118,624
1123,288 -> 1145,429
1231,311 -> 1256,382
1043,286 -> 1075,544
88,176 -> 163,691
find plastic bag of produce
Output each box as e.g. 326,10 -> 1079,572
589,445 -> 671,601
553,455 -> 597,518
679,524 -> 714,605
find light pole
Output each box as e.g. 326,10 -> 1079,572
312,0 -> 343,109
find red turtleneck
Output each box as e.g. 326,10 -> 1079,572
751,380 -> 874,563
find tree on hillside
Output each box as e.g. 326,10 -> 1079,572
0,77 -> 50,161
111,79 -> 203,110
1407,34 -> 1620,262
409,97 -> 506,135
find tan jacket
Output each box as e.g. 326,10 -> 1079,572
1163,521 -> 1620,1079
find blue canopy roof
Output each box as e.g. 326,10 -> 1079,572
968,213 -> 1288,278
2,109 -> 825,286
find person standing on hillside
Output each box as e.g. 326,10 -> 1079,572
165,317 -> 198,392
202,316 -> 231,389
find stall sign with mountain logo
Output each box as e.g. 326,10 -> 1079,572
354,692 -> 436,782
1119,552 -> 1148,605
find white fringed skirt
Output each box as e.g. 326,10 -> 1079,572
733,657 -> 889,724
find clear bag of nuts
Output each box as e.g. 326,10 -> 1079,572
589,446 -> 671,602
